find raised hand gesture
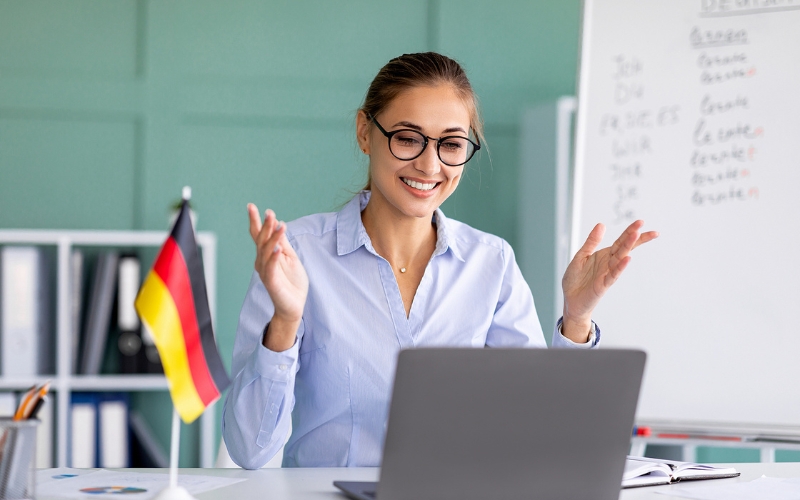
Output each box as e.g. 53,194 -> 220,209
248,204 -> 308,351
560,220 -> 658,343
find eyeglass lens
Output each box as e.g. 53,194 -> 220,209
390,130 -> 475,166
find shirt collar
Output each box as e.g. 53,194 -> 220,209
336,191 -> 465,262
336,192 -> 372,256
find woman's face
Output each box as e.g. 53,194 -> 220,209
357,84 -> 472,220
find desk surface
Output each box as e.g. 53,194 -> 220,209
45,462 -> 795,500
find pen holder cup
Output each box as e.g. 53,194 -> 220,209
0,418 -> 39,500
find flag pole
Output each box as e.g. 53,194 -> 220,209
138,185 -> 230,500
153,409 -> 196,500
152,187 -> 198,500
169,408 -> 180,488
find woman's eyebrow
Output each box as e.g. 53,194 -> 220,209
392,121 -> 423,130
392,121 -> 468,135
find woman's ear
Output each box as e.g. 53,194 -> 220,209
356,110 -> 371,155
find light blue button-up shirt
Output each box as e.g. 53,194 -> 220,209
222,191 -> 599,469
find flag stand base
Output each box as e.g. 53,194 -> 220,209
153,485 -> 197,500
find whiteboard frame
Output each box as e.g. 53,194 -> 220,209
570,0 -> 594,260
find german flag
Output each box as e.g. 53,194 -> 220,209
135,199 -> 230,423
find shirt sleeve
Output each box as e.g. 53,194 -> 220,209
550,317 -> 601,348
221,271 -> 304,470
486,239 -> 600,350
485,240 -> 548,348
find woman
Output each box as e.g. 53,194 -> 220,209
222,52 -> 657,469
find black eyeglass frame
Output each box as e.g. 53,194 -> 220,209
369,115 -> 481,167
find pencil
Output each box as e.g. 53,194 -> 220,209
15,381 -> 51,421
12,385 -> 38,421
26,397 -> 46,420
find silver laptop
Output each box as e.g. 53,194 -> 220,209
335,347 -> 646,500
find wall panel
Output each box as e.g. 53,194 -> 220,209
0,116 -> 137,229
167,0 -> 428,81
0,0 -> 140,78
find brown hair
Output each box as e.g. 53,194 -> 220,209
359,52 -> 484,190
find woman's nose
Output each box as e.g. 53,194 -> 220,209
415,141 -> 441,176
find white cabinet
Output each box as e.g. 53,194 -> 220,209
0,229 -> 219,468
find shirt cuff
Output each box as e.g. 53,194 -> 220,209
255,326 -> 299,381
553,317 -> 600,348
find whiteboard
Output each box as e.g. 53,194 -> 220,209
573,0 -> 800,432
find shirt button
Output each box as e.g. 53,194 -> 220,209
278,364 -> 288,371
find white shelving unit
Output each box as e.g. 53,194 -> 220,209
0,229 -> 219,468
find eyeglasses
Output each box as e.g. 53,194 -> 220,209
370,116 -> 480,167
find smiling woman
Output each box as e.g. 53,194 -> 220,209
221,52 -> 658,469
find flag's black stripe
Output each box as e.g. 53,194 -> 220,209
171,201 -> 231,393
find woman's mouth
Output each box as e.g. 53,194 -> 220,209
401,178 -> 439,191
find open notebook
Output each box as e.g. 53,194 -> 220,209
622,456 -> 740,488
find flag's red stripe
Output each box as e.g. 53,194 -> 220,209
153,238 -> 220,406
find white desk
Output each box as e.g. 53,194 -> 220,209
620,462 -> 799,499
45,462 -> 796,500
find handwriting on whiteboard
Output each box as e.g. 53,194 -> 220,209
689,22 -> 760,207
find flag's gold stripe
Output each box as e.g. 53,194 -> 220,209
135,271 -> 206,423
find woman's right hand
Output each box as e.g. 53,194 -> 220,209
248,203 -> 309,351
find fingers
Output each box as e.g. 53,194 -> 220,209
577,223 -> 606,257
248,204 -> 282,249
261,232 -> 285,279
608,220 -> 645,260
632,230 -> 659,250
277,229 -> 298,259
247,203 -> 262,242
258,217 -> 285,262
250,206 -> 291,272
255,209 -> 278,251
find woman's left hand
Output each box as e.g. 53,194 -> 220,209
561,220 -> 659,343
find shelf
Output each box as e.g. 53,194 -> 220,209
0,377 -> 56,391
0,229 -> 215,248
0,375 -> 169,391
0,229 -> 218,467
70,375 -> 169,391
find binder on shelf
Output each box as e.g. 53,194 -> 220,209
35,395 -> 54,468
0,392 -> 15,417
99,393 -> 129,468
117,331 -> 143,374
117,255 -> 144,374
69,392 -> 130,468
0,246 -> 53,376
141,324 -> 163,374
117,255 -> 140,332
70,250 -> 85,375
79,252 -> 119,375
69,393 -> 97,468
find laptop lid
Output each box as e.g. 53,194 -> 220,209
372,348 -> 646,500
